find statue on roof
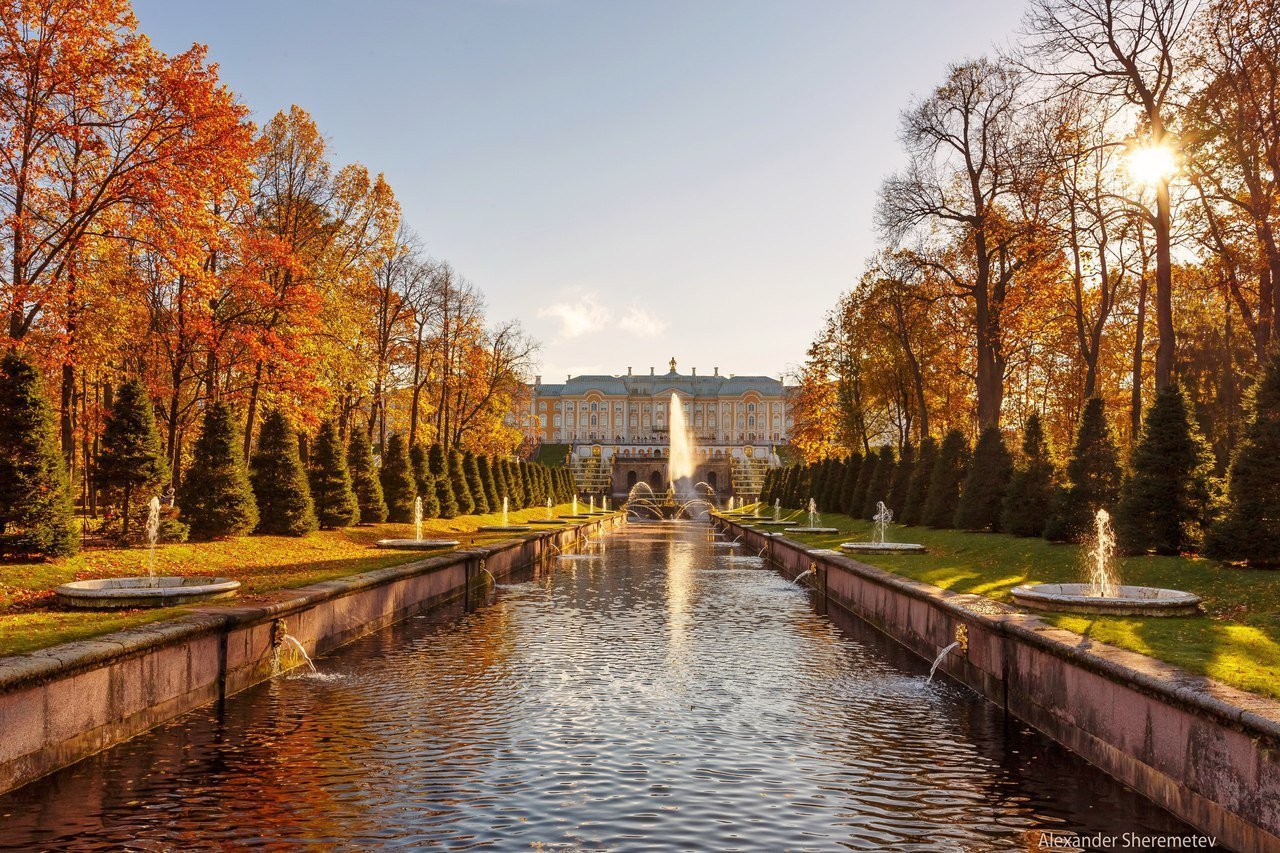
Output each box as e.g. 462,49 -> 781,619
669,357 -> 677,373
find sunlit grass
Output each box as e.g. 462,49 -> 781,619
735,507 -> 1280,700
0,503 -> 579,657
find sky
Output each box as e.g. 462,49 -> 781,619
133,0 -> 1029,383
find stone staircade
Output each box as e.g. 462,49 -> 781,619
568,456 -> 612,495
731,456 -> 770,499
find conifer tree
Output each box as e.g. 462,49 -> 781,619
821,458 -> 845,512
516,460 -> 532,507
411,442 -> 439,518
1044,398 -> 1123,543
839,453 -> 863,517
900,436 -> 937,526
463,451 -> 489,514
347,426 -> 387,525
0,351 -> 77,557
1208,352 -> 1280,566
1115,385 -> 1219,555
850,451 -> 876,517
1001,414 -> 1059,537
954,426 -> 1013,531
95,378 -> 168,540
862,445 -> 896,519
430,444 -> 459,518
308,420 -> 359,528
449,449 -> 475,515
477,455 -> 501,511
923,430 -> 969,528
888,443 -> 915,513
379,433 -> 417,525
250,409 -> 317,536
179,402 -> 258,540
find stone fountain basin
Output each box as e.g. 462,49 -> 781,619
375,539 -> 460,550
528,519 -> 566,525
1011,583 -> 1202,616
789,527 -> 840,534
55,576 -> 241,609
758,521 -> 798,527
840,542 -> 926,553
478,525 -> 532,532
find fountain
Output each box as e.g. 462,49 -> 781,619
562,495 -> 590,520
479,496 -> 533,532
790,498 -> 839,534
841,501 -> 926,553
759,498 -> 797,528
620,399 -> 715,521
1011,509 -> 1201,616
376,496 -> 462,549
56,495 -> 242,608
530,497 -> 566,525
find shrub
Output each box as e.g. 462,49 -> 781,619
477,455 -> 500,511
250,409 -> 317,536
464,451 -> 489,514
410,442 -> 439,518
821,458 -> 846,512
923,430 -> 969,528
0,351 -> 77,557
888,444 -> 915,513
1115,385 -> 1220,555
839,453 -> 863,516
900,436 -> 937,526
850,452 -> 876,518
1208,352 -> 1280,566
94,378 -> 168,541
862,445 -> 896,520
179,402 -> 258,540
429,444 -> 458,518
308,420 -> 359,529
379,433 -> 417,524
1044,398 -> 1123,543
954,427 -> 1013,532
348,426 -> 387,525
1001,414 -> 1059,537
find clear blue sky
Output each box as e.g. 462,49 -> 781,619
133,0 -> 1028,383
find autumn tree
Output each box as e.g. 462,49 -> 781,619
250,409 -> 317,536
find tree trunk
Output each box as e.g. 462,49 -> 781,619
1131,272 -> 1148,440
1153,177 -> 1175,389
243,361 -> 263,460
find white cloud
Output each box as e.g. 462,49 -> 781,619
618,305 -> 669,338
537,293 -> 611,339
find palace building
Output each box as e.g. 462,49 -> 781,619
525,359 -> 792,499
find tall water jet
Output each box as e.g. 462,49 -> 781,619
573,496 -> 579,515
873,501 -> 891,546
502,496 -> 510,527
545,497 -> 553,520
667,392 -> 695,496
414,496 -> 423,543
840,500 -> 925,553
375,494 -> 460,549
1088,508 -> 1119,598
773,499 -> 781,522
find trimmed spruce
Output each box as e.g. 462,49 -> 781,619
1208,352 -> 1280,566
1115,385 -> 1220,555
1044,398 -> 1123,543
429,444 -> 458,519
464,451 -> 489,515
411,442 -> 439,518
839,453 -> 863,516
0,351 -> 77,557
477,455 -> 501,511
954,427 -> 1013,531
1001,413 -> 1059,537
94,378 -> 169,541
862,445 -> 896,520
922,430 -> 969,528
888,444 -> 915,514
179,401 -> 258,540
308,419 -> 359,529
379,433 -> 417,524
348,426 -> 387,525
250,409 -> 317,536
900,436 -> 937,526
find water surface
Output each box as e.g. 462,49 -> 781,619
0,524 -> 1208,850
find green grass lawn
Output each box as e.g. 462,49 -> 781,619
0,503 -> 580,658
731,505 -> 1280,701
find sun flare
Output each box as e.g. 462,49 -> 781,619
1126,143 -> 1177,186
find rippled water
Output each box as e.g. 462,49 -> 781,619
1,524 -> 1207,850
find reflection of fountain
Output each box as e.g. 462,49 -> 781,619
376,496 -> 461,549
55,494 -> 243,608
841,500 -> 925,553
791,497 -> 838,534
1012,509 -> 1201,616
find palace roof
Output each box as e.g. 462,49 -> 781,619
533,368 -> 787,399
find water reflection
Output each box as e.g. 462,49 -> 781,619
0,524 -> 1212,851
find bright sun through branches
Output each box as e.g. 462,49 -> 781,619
1126,143 -> 1177,186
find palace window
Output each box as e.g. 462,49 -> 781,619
590,415 -> 598,427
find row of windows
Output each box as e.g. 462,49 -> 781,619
539,399 -> 785,414
551,432 -> 783,443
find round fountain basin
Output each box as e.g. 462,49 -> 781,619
758,521 -> 798,527
789,527 -> 840,534
528,519 -> 567,525
55,576 -> 241,609
1011,583 -> 1201,616
840,542 -> 926,554
375,539 -> 460,550
478,525 -> 533,532
560,514 -> 592,520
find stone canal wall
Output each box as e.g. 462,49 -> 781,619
716,518 -> 1280,853
0,514 -> 623,797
